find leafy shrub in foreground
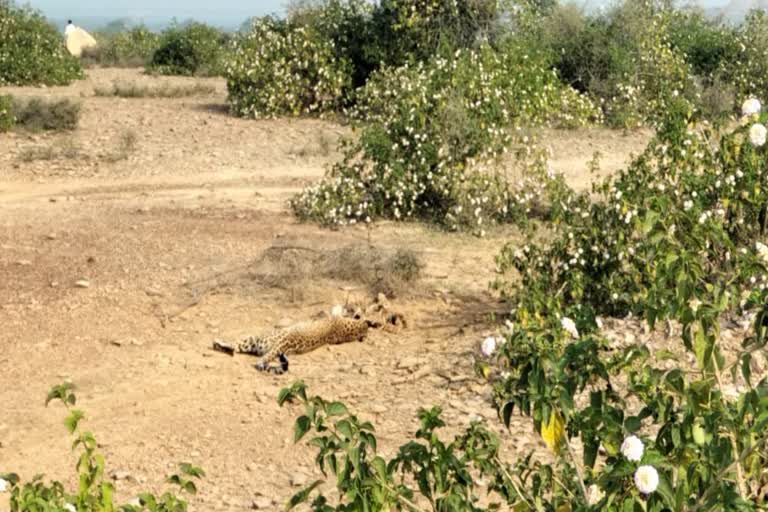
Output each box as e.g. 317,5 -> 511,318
0,1 -> 82,86
0,95 -> 15,132
290,42 -> 599,231
0,383 -> 204,511
278,381 -> 522,511
485,103 -> 768,509
149,22 -> 226,76
226,16 -> 351,119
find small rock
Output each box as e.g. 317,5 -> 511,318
145,288 -> 163,297
74,280 -> 91,288
246,462 -> 259,472
371,404 -> 387,414
252,496 -> 274,509
16,259 -> 32,266
46,234 -> 57,240
290,471 -> 310,487
396,357 -> 422,371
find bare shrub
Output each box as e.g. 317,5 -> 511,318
94,80 -> 215,98
12,97 -> 81,131
236,244 -> 424,300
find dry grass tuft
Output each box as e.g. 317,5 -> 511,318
94,80 -> 216,99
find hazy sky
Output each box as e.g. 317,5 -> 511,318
27,0 -> 286,21
24,0 -> 735,26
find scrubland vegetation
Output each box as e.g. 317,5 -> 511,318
6,0 -> 768,510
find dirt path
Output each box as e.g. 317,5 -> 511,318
0,69 -> 651,511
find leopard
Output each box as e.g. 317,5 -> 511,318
212,301 -> 405,374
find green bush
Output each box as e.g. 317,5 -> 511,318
226,16 -> 351,119
0,94 -> 15,132
667,9 -> 739,79
287,0 -> 375,90
149,22 -> 227,76
278,381 -> 521,510
85,27 -> 160,68
1,383 -> 203,512
367,0 -> 499,67
290,42 -> 599,232
720,10 -> 768,101
480,100 -> 768,511
12,97 -> 81,131
0,1 -> 83,86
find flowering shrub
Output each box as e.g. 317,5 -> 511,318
278,380 -> 542,510
287,0 -> 374,89
367,0 -> 499,67
0,1 -> 82,86
0,94 -> 14,132
225,16 -> 351,119
602,6 -> 698,129
720,10 -> 768,103
496,99 -> 768,321
1,383 -> 203,511
148,22 -> 227,76
484,100 -> 768,509
290,42 -> 599,231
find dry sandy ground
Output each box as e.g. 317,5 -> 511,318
0,69 -> 652,511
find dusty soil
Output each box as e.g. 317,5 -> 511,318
0,69 -> 652,511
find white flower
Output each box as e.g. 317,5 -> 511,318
587,484 -> 605,505
0,478 -> 7,492
742,97 -> 761,117
560,317 -> 579,338
621,435 -> 644,461
634,465 -> 659,494
63,504 -> 76,512
750,123 -> 767,147
480,336 -> 497,357
757,242 -> 768,264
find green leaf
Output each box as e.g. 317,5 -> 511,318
179,463 -> 205,478
64,409 -> 85,434
335,419 -> 354,441
277,387 -> 293,406
624,416 -> 641,433
287,480 -> 324,510
501,401 -> 514,429
741,353 -> 752,386
325,401 -> 348,417
294,415 -> 311,443
46,382 -> 76,406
